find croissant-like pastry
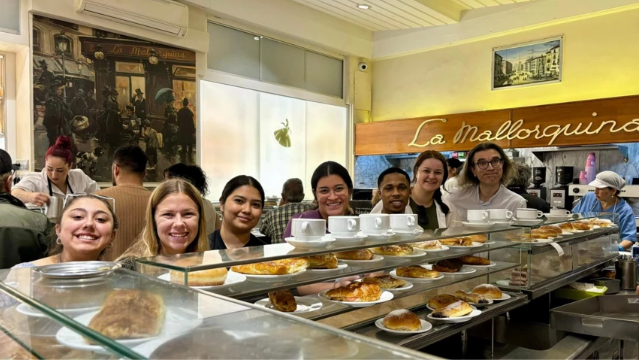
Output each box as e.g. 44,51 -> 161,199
325,282 -> 382,302
361,275 -> 406,289
431,300 -> 472,318
268,290 -> 297,312
395,266 -> 440,279
453,291 -> 489,304
231,258 -> 309,275
458,256 -> 490,265
306,254 -> 338,269
370,245 -> 413,256
427,294 -> 460,310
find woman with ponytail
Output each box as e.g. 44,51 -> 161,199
410,150 -> 454,229
12,136 -> 99,207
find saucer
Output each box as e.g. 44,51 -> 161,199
359,231 -> 395,242
284,237 -> 336,249
461,221 -> 495,229
544,214 -> 572,221
513,218 -> 544,225
491,220 -> 513,226
391,228 -> 423,235
331,234 -> 367,246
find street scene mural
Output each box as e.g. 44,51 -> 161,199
492,37 -> 562,89
32,15 -> 197,182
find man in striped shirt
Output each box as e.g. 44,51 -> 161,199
260,178 -> 313,243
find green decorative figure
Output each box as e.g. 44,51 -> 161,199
274,119 -> 292,148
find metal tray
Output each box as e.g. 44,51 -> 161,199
551,295 -> 639,341
34,261 -> 120,279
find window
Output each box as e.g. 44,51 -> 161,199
33,29 -> 41,53
115,62 -> 145,114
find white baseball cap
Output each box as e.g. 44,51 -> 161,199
589,171 -> 626,190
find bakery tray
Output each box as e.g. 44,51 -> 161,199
34,261 -> 120,279
550,295 -> 639,341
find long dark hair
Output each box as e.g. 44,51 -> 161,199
412,150 -> 450,215
220,175 -> 265,209
311,161 -> 353,199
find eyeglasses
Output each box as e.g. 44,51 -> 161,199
474,158 -> 504,170
63,193 -> 116,213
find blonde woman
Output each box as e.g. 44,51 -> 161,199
117,178 -> 209,269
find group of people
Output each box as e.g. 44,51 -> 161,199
0,137 -> 636,272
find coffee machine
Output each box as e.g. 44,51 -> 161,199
550,166 -> 575,210
527,167 -> 547,200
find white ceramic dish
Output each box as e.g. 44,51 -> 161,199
496,279 -> 523,287
331,234 -> 367,246
447,242 -> 485,249
466,261 -> 497,268
360,231 -> 396,242
318,290 -> 394,307
306,263 -> 348,273
284,237 -> 336,249
254,296 -> 323,314
512,219 -> 544,225
427,307 -> 481,323
242,269 -> 307,283
158,271 -> 246,290
423,264 -> 477,275
415,245 -> 450,252
460,221 -> 495,229
489,293 -> 512,301
374,318 -> 432,335
389,269 -> 445,283
378,250 -> 427,258
337,255 -> 384,264
16,303 -> 99,318
492,221 -> 513,226
355,279 -> 414,292
426,299 -> 493,310
56,308 -> 202,353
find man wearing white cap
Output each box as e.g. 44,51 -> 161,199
572,171 -> 637,251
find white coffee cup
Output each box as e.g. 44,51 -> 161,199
291,218 -> 326,241
550,208 -> 571,216
517,208 -> 543,219
359,214 -> 390,235
390,214 -> 418,230
467,210 -> 489,223
328,216 -> 360,237
489,209 -> 513,220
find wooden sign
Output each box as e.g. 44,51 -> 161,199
355,96 -> 639,155
81,41 -> 195,62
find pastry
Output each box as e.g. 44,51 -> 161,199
361,275 -> 406,289
531,229 -> 552,239
453,291 -> 489,304
571,221 -> 592,230
325,282 -> 382,302
410,240 -> 442,250
427,294 -> 460,309
592,218 -> 613,227
540,225 -> 562,237
431,300 -> 473,318
268,290 -> 297,312
88,290 -> 165,341
306,254 -> 338,269
433,258 -> 463,273
370,245 -> 413,256
382,309 -> 421,331
335,249 -> 374,260
169,258 -> 228,286
395,266 -> 440,279
509,268 -> 528,286
472,284 -> 503,299
468,234 -> 488,244
558,222 -> 574,232
440,237 -> 463,246
458,256 -> 490,265
230,258 -> 309,275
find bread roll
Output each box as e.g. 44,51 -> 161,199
268,290 -> 297,312
410,240 -> 442,250
361,275 -> 406,289
370,245 -> 413,256
472,284 -> 503,299
395,266 -> 440,279
231,258 -> 309,275
531,229 -> 551,239
453,291 -> 489,304
558,222 -> 574,231
433,258 -> 463,273
440,237 -> 463,246
383,309 -> 421,331
458,256 -> 490,265
306,254 -> 338,269
468,234 -> 488,243
539,225 -> 562,237
431,300 -> 472,318
571,221 -> 591,230
427,294 -> 460,309
325,282 -> 382,302
335,249 -> 374,260
169,258 -> 228,286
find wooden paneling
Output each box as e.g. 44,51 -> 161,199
355,96 -> 639,156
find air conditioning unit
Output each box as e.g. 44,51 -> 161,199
76,0 -> 188,37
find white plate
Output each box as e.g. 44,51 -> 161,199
466,261 -> 496,268
561,231 -> 574,235
391,228 -> 423,236
489,293 -> 512,301
496,279 -> 524,287
355,279 -> 414,292
242,269 -> 307,283
374,318 -> 432,335
16,303 -> 100,318
492,221 -> 513,226
332,234 -> 367,245
254,296 -> 323,314
306,263 -> 348,273
284,237 -> 336,249
571,229 -> 585,233
513,219 -> 544,225
426,299 -> 493,310
543,214 -> 572,220
420,245 -> 450,252
423,264 -> 477,275
389,269 -> 445,283
379,250 -> 427,258
533,238 -> 555,244
360,231 -> 395,242
55,308 -> 202,353
427,307 -> 481,323
318,290 -> 394,307
338,255 -> 384,264
461,221 -> 495,229
447,242 -> 485,249
157,271 -> 246,290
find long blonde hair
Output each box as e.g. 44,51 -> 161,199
117,179 -> 209,262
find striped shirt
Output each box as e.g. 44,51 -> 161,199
260,202 -> 314,243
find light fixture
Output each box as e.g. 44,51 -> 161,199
254,36 -> 260,41
77,60 -> 83,71
148,48 -> 159,65
94,44 -> 104,60
357,4 -> 370,9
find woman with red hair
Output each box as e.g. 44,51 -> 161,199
12,136 -> 99,207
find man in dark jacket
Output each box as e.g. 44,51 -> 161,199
508,162 -> 551,213
69,88 -> 88,117
0,150 -> 52,268
43,78 -> 73,146
131,88 -> 146,121
177,98 -> 195,164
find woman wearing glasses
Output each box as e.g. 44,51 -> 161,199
409,150 -> 454,229
12,136 -> 99,207
443,142 -> 525,223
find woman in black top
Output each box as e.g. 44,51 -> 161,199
208,176 -> 269,250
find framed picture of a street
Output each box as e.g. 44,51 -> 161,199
491,36 -> 563,90
31,15 -> 197,182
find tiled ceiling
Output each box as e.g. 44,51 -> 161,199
292,0 -> 535,31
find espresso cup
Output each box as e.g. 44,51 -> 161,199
328,216 -> 360,237
517,208 -> 543,219
291,218 -> 326,241
467,210 -> 489,223
489,209 -> 513,220
359,214 -> 390,235
550,208 -> 571,216
390,214 -> 418,230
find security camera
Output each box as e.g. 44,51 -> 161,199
358,62 -> 368,71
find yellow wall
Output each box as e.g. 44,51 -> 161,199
371,9 -> 639,122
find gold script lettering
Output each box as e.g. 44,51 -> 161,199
408,118 -> 447,147
453,122 -> 478,143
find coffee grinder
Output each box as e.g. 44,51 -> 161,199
527,167 -> 547,201
550,166 -> 575,210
